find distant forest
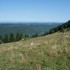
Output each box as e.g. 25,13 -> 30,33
0,20 -> 70,44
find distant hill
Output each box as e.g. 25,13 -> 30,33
0,23 -> 60,36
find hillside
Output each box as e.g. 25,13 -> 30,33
42,20 -> 70,36
0,31 -> 70,70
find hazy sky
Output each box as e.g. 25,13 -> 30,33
0,0 -> 70,22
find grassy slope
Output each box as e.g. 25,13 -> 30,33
0,31 -> 70,70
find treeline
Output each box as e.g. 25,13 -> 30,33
41,20 -> 70,36
0,33 -> 22,44
21,33 -> 38,38
0,32 -> 39,44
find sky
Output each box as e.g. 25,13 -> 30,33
0,0 -> 70,22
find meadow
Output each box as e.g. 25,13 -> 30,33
0,31 -> 70,70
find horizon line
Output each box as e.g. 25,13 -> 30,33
0,21 -> 64,24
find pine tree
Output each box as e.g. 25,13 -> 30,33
0,35 -> 2,40
16,32 -> 20,41
18,33 -> 22,41
3,34 -> 9,43
24,34 -> 29,38
0,35 -> 3,44
9,33 -> 15,42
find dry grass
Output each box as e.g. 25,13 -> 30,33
0,31 -> 70,70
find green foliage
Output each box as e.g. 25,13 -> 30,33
24,34 -> 29,38
0,33 -> 23,44
18,33 -> 23,40
16,32 -> 20,41
16,33 -> 23,41
0,35 -> 2,40
0,35 -> 3,44
31,33 -> 38,38
9,33 -> 15,42
42,20 -> 70,36
3,34 -> 9,43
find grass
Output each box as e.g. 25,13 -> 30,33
0,31 -> 70,70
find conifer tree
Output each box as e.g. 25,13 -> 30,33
9,33 -> 15,42
18,33 -> 22,40
25,34 -> 29,38
0,35 -> 2,40
0,35 -> 3,44
3,34 -> 9,43
16,32 -> 20,41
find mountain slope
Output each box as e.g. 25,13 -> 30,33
0,31 -> 70,70
42,20 -> 70,36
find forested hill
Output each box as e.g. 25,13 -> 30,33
42,20 -> 70,36
49,20 -> 70,32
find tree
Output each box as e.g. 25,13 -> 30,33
18,33 -> 23,41
24,34 -> 29,38
0,35 -> 3,44
15,33 -> 23,41
3,34 -> 9,43
0,35 -> 2,40
9,33 -> 15,42
16,32 -> 20,41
